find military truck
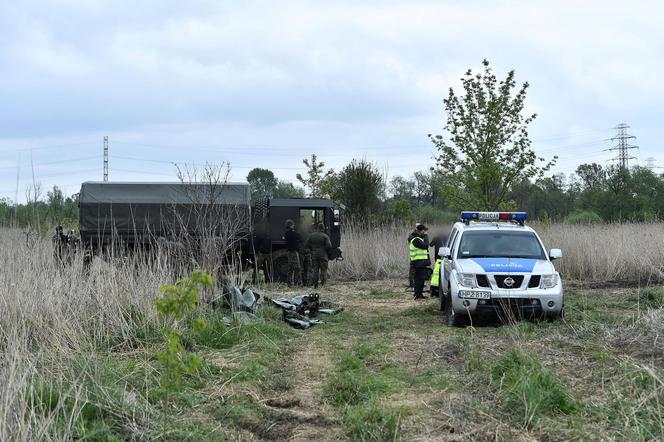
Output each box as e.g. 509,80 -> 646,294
78,181 -> 342,280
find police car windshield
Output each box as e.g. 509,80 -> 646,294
456,230 -> 546,260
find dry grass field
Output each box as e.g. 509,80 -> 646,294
333,222 -> 664,285
1,223 -> 663,440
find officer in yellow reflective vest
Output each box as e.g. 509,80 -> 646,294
429,230 -> 448,298
409,224 -> 430,300
430,258 -> 442,297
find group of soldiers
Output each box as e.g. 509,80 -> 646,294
252,219 -> 333,288
284,219 -> 332,288
407,223 -> 448,300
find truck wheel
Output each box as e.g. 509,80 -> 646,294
270,249 -> 289,283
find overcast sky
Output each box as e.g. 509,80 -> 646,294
0,0 -> 662,201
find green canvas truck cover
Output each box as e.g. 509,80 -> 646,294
79,181 -> 250,243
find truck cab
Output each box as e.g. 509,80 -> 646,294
252,197 -> 343,281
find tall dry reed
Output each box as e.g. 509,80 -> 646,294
330,221 -> 664,284
0,228 -> 173,439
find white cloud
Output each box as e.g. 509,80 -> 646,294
0,0 -> 662,199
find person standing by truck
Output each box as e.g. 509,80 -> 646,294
283,219 -> 302,286
305,223 -> 332,289
252,222 -> 272,283
410,224 -> 430,300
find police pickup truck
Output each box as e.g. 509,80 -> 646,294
438,212 -> 563,326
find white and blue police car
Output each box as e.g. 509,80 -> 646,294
438,211 -> 563,326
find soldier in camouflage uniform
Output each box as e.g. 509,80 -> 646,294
305,223 -> 332,289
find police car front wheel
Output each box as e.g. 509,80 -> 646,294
443,294 -> 466,327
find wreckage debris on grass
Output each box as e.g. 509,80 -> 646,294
216,284 -> 343,329
269,293 -> 344,329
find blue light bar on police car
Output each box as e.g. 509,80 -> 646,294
460,211 -> 527,222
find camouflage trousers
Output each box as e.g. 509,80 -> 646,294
311,257 -> 329,288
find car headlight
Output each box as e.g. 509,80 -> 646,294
456,273 -> 477,288
540,274 -> 559,289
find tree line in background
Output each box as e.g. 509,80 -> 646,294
0,185 -> 78,229
2,59 -> 662,228
1,158 -> 662,229
250,158 -> 664,224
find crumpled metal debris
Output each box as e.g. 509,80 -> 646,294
216,285 -> 343,329
270,293 -> 343,329
222,286 -> 259,311
219,285 -> 263,325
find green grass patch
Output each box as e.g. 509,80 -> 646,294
491,350 -> 579,427
325,340 -> 404,440
636,286 -> 664,309
214,395 -> 285,440
600,361 -> 664,440
27,353 -> 223,440
27,301 -> 296,440
341,401 -> 402,441
367,288 -> 403,299
402,302 -> 438,319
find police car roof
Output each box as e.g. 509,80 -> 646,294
453,221 -> 535,233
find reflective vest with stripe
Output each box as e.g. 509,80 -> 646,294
409,237 -> 428,261
431,259 -> 442,287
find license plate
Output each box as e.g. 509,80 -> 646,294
459,290 -> 491,299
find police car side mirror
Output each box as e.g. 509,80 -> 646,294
439,247 -> 452,260
549,249 -> 562,260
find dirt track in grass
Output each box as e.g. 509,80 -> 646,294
204,279 -> 664,441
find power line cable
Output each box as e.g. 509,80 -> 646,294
0,142 -> 94,154
0,155 -> 100,171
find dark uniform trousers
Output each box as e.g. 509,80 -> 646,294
413,265 -> 427,298
288,251 -> 301,286
300,251 -> 312,286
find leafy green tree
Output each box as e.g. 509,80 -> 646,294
274,181 -> 306,198
413,170 -> 447,207
247,168 -> 279,201
389,176 -> 416,201
430,59 -> 557,210
296,154 -> 335,197
390,198 -> 414,221
155,270 -> 211,393
332,159 -> 384,219
576,163 -> 606,191
630,167 -> 664,220
46,186 -> 64,213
